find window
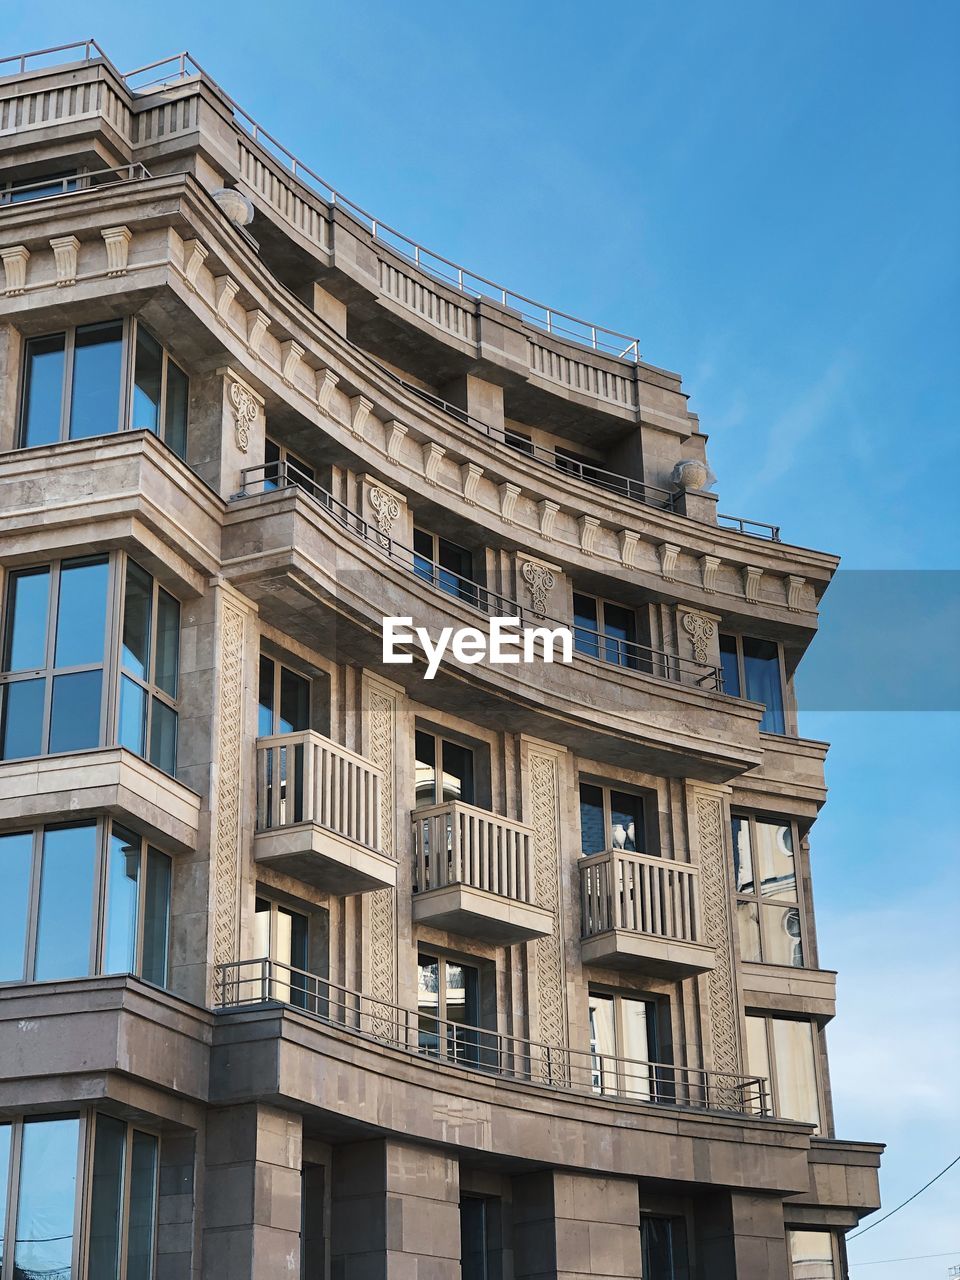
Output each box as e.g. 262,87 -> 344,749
118,562 -> 181,775
258,654 -> 311,737
641,1215 -> 690,1280
745,1014 -> 821,1129
573,592 -> 641,668
787,1228 -> 838,1279
253,895 -> 329,1009
732,815 -> 804,967
88,1115 -> 160,1280
579,782 -> 647,855
414,728 -> 475,807
0,821 -> 171,987
719,633 -> 786,733
264,438 -> 319,494
556,444 -> 603,485
1,169 -> 78,204
588,990 -> 662,1101
301,1163 -> 326,1280
461,1195 -> 502,1280
413,526 -> 477,603
0,1115 -> 81,1280
18,319 -> 188,457
504,428 -> 534,456
0,554 -> 181,775
417,953 -> 491,1067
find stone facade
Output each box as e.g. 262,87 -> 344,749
0,41 -> 881,1280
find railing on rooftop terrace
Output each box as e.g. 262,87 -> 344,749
0,38 -> 108,76
235,461 -> 724,692
217,956 -> 770,1115
717,512 -> 781,542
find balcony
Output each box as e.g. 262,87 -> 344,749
254,731 -> 396,894
579,850 -> 716,977
411,801 -> 554,943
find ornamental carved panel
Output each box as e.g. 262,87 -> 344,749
367,689 -> 398,1013
694,792 -> 741,1084
529,750 -> 568,1078
212,601 -> 246,976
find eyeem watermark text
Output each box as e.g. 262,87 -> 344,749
383,616 -> 574,680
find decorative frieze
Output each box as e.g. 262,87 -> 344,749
659,542 -> 680,581
499,481 -> 522,524
1,245 -> 29,295
350,395 -> 373,441
618,529 -> 639,568
460,461 -> 483,506
422,441 -> 445,486
787,574 -> 806,612
537,499 -> 560,540
384,419 -> 407,464
578,514 -> 600,554
681,611 -> 716,664
315,367 -> 340,415
700,553 -> 721,593
280,339 -> 304,386
521,560 -> 557,619
101,225 -> 132,275
246,309 -> 271,354
743,565 -> 763,603
182,238 -> 208,289
50,235 -> 80,287
215,276 -> 240,324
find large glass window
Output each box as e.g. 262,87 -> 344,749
14,1116 -> 81,1279
417,952 -> 490,1067
118,563 -> 181,775
732,814 -> 804,967
413,526 -> 477,604
588,990 -> 661,1101
264,437 -> 318,494
578,782 -> 647,855
254,895 -> 311,1007
19,319 -> 188,457
258,655 -> 311,737
573,592 -> 644,669
745,1014 -> 822,1129
0,821 -> 171,988
461,1195 -> 502,1280
88,1115 -> 160,1280
718,632 -> 786,733
640,1215 -> 691,1280
788,1227 -> 838,1279
414,728 -> 475,807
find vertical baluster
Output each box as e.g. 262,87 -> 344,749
302,736 -> 315,826
256,745 -> 267,829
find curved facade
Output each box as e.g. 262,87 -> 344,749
0,42 -> 881,1280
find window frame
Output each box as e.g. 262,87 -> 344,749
0,1111 -> 87,1280
412,525 -> 477,604
786,1226 -> 841,1280
587,987 -> 666,1100
577,780 -> 650,856
718,631 -> 788,733
264,437 -> 320,495
414,726 -> 478,808
17,317 -> 189,455
118,564 -> 181,775
257,652 -> 313,738
0,168 -> 81,205
731,812 -> 807,968
0,819 -> 172,989
84,1112 -> 162,1280
745,1012 -> 824,1130
572,591 -> 644,669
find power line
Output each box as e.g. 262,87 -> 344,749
851,1250 -> 960,1266
847,1152 -> 960,1241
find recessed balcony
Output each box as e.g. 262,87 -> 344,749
254,731 -> 396,894
579,850 -> 716,977
411,801 -> 554,943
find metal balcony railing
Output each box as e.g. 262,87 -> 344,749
0,163 -> 152,206
717,513 -> 781,542
255,730 -> 383,853
235,463 -> 724,692
216,956 -> 770,1115
412,800 -> 535,903
580,850 -> 703,943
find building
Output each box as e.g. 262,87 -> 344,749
0,39 -> 883,1280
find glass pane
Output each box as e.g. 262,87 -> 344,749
49,669 -> 102,752
119,675 -> 147,755
620,997 -> 653,1100
88,1113 -> 125,1280
164,358 -> 189,459
601,603 -> 635,667
14,1116 -> 80,1277
437,537 -> 472,600
762,904 -> 804,967
155,590 -> 180,697
0,678 -> 45,760
414,730 -> 437,807
417,954 -> 441,1054
104,826 -> 140,975
301,1165 -> 326,1279
132,326 -> 163,433
3,567 -> 50,670
719,633 -> 741,697
142,849 -> 172,987
122,561 -> 153,679
0,1122 -> 9,1264
736,900 -> 762,963
754,821 -> 797,901
788,1229 -> 836,1279
69,320 -> 123,439
588,993 -> 617,1094
258,655 -> 275,736
441,740 -> 474,804
263,438 -> 281,490
573,594 -> 600,658
55,556 -> 109,667
744,1015 -> 771,1116
0,832 -> 33,981
460,1197 -> 486,1280
579,783 -> 605,854
771,1019 -> 820,1128
35,823 -> 96,980
149,698 -> 178,775
641,1216 -> 690,1280
279,666 -> 310,734
20,333 -> 66,448
742,636 -> 785,734
413,528 -> 434,585
127,1130 -> 159,1280
254,897 -> 271,958
731,816 -> 754,892
609,790 -> 643,852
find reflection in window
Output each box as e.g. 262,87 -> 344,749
788,1228 -> 837,1280
70,321 -> 124,440
118,561 -> 180,776
35,824 -> 98,981
417,953 -> 486,1067
258,655 -> 311,737
641,1215 -> 690,1280
588,990 -> 660,1101
14,1116 -> 80,1279
718,632 -> 785,733
461,1195 -> 502,1280
88,1115 -> 160,1280
104,826 -> 172,986
732,815 -> 803,967
578,782 -> 646,855
254,895 -> 312,1007
746,1014 -> 821,1130
573,592 -> 641,668
0,832 -> 32,981
414,729 -> 475,807
413,526 -> 476,603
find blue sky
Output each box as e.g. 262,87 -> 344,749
7,2 -> 960,1273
